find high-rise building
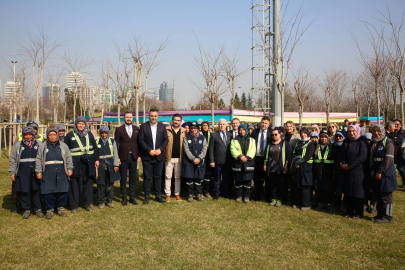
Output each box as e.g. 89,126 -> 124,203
159,81 -> 173,102
42,83 -> 60,99
66,72 -> 83,92
146,89 -> 157,100
4,81 -> 20,101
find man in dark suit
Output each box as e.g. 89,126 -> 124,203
114,111 -> 141,206
209,119 -> 232,200
138,109 -> 169,204
251,116 -> 272,202
227,118 -> 240,197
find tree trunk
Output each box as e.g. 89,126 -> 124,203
211,101 -> 215,127
327,104 -> 330,124
54,107 -> 58,124
281,89 -> 285,125
143,97 -> 146,123
375,76 -> 381,124
299,103 -> 303,128
401,87 -> 404,129
36,89 -> 40,123
117,103 -> 121,126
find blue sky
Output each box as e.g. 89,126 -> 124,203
1,0 -> 405,109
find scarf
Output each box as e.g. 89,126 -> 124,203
371,124 -> 386,142
190,131 -> 199,142
100,126 -> 110,146
285,133 -> 292,142
74,116 -> 89,137
348,123 -> 361,141
238,124 -> 248,144
21,127 -> 36,148
46,128 -> 59,146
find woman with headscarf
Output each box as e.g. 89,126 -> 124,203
310,132 -> 319,144
369,124 -> 397,223
96,126 -> 120,209
313,130 -> 336,213
64,116 -> 99,213
264,127 -> 291,207
9,127 -> 43,219
339,123 -> 368,218
35,128 -> 73,219
182,122 -> 207,202
333,129 -> 347,211
291,127 -> 316,211
56,123 -> 66,142
326,122 -> 339,143
230,124 -> 256,203
200,121 -> 212,198
182,122 -> 191,134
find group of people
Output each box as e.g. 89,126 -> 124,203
9,110 -> 402,224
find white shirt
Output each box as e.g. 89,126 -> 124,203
232,130 -> 238,138
150,122 -> 157,150
256,129 -> 268,156
125,124 -> 132,138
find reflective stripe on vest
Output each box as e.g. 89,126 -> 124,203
313,145 -> 333,164
97,138 -> 113,158
70,132 -> 94,156
232,167 -> 242,171
45,160 -> 64,165
294,141 -> 313,163
19,158 -> 36,163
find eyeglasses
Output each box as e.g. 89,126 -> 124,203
271,134 -> 279,137
335,135 -> 342,138
329,126 -> 336,129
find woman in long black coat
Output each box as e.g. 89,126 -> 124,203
333,129 -> 347,210
339,124 -> 369,218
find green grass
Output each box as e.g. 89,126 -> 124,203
1,152 -> 405,269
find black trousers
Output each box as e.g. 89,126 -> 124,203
346,196 -> 364,217
269,172 -> 284,201
98,170 -> 114,204
202,170 -> 211,194
119,155 -> 137,199
235,180 -> 251,198
253,156 -> 266,200
315,189 -> 333,204
291,185 -> 312,207
19,190 -> 41,211
69,162 -> 94,209
376,192 -> 393,219
185,178 -> 202,195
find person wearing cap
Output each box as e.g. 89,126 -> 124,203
182,122 -> 207,202
251,116 -> 272,202
291,127 -> 316,211
200,120 -> 212,198
9,127 -> 43,219
230,124 -> 256,203
369,124 -> 397,223
247,125 -> 254,136
164,114 -> 186,202
17,121 -> 44,143
264,127 -> 292,207
96,126 -> 120,209
313,130 -> 336,213
310,132 -> 319,144
64,116 -> 100,213
35,128 -> 73,219
56,123 -> 66,142
333,129 -> 347,211
339,123 -> 368,218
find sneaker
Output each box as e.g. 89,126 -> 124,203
376,216 -> 393,224
269,199 -> 277,206
175,195 -> 182,201
57,210 -> 67,217
301,207 -> 311,211
107,202 -> 114,208
85,205 -> 94,212
98,203 -> 105,209
204,193 -> 212,198
275,200 -> 282,207
45,212 -> 54,220
236,197 -> 243,202
35,209 -> 44,218
22,210 -> 30,219
315,203 -> 324,211
166,196 -> 171,202
71,208 -> 78,214
187,195 -> 193,202
196,194 -> 204,202
326,204 -> 334,213
243,197 -> 250,203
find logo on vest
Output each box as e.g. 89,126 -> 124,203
71,137 -> 76,141
62,150 -> 65,155
46,149 -> 49,153
34,146 -> 38,150
199,140 -> 202,144
188,140 -> 192,143
97,144 -> 101,148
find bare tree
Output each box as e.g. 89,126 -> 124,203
352,20 -> 386,124
292,64 -> 317,127
262,2 -> 314,124
59,51 -> 92,120
191,35 -> 226,125
45,68 -> 64,123
321,69 -> 345,123
18,27 -> 60,123
222,49 -> 247,110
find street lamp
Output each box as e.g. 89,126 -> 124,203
11,61 -> 17,122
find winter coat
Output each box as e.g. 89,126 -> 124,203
182,134 -> 207,179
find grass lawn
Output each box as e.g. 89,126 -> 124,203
1,154 -> 405,269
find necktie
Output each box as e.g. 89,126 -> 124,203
222,132 -> 227,144
234,131 -> 237,138
260,131 -> 265,156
